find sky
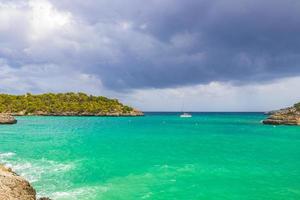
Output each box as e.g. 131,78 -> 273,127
0,0 -> 300,111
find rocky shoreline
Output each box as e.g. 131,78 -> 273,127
263,106 -> 300,125
0,164 -> 49,200
0,114 -> 17,124
12,109 -> 144,117
0,110 -> 143,125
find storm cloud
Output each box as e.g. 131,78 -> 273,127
1,0 -> 300,91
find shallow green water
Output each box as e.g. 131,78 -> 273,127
0,113 -> 300,200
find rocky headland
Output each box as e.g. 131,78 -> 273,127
263,104 -> 300,125
0,93 -> 144,117
0,114 -> 17,125
0,164 -> 49,200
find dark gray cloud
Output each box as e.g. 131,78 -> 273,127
1,0 -> 300,91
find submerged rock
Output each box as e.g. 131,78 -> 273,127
0,114 -> 17,124
263,106 -> 300,125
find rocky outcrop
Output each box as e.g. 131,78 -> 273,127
0,164 -> 35,200
104,109 -> 144,117
0,165 -> 50,200
263,106 -> 300,125
0,114 -> 17,124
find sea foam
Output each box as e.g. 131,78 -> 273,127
44,185 -> 108,200
0,152 -> 16,159
0,151 -> 74,183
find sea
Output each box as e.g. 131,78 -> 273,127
0,112 -> 300,200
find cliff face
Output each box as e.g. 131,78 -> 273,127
263,106 -> 300,125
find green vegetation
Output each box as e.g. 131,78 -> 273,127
295,102 -> 300,111
0,93 -> 134,115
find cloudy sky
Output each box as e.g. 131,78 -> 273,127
0,0 -> 300,111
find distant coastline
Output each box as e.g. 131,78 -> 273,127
0,93 -> 144,117
12,112 -> 144,117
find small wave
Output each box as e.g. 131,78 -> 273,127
156,163 -> 196,173
176,164 -> 196,172
6,160 -> 74,183
0,152 -> 16,159
141,192 -> 153,199
0,151 -> 74,183
46,185 -> 108,200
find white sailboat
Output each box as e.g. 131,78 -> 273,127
180,102 -> 192,118
180,112 -> 192,118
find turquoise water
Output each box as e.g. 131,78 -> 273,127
0,113 -> 300,200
